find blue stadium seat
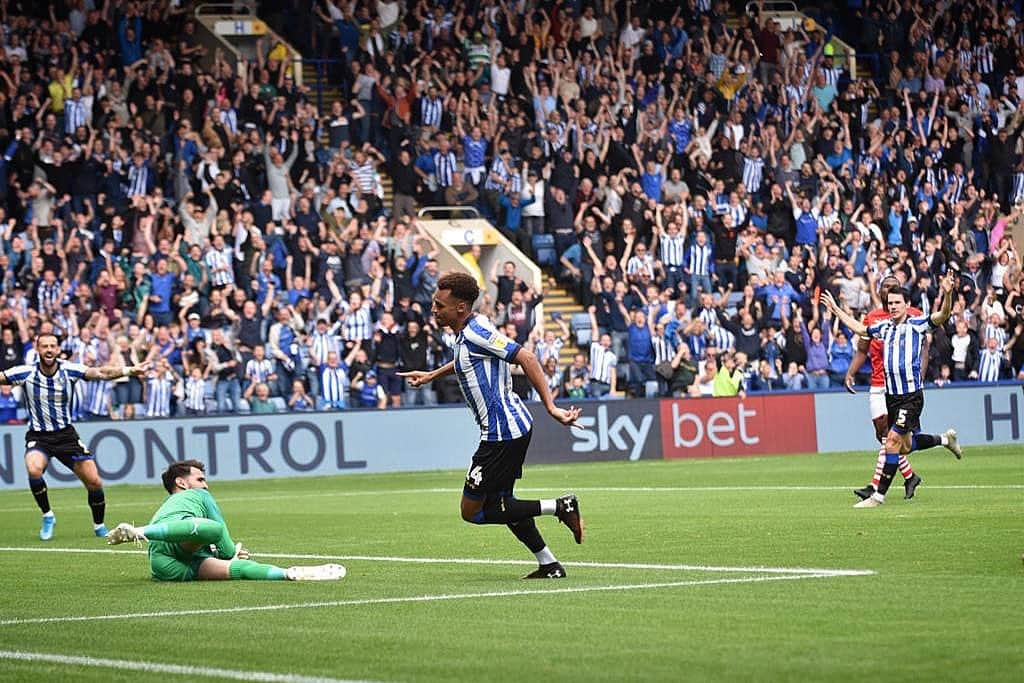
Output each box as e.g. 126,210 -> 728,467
532,234 -> 557,267
570,312 -> 592,347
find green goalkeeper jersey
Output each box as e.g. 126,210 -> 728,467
149,488 -> 227,526
148,488 -> 230,564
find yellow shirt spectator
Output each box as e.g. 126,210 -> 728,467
48,72 -> 74,113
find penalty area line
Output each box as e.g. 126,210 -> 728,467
0,649 -> 375,683
0,573 -> 846,627
0,546 -> 876,577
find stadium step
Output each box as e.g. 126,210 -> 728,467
542,279 -> 586,363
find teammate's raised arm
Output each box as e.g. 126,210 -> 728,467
83,360 -> 153,382
822,291 -> 867,337
930,271 -> 956,327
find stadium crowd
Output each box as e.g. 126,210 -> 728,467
0,0 -> 1023,421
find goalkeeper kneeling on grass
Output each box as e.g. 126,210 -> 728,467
106,459 -> 344,582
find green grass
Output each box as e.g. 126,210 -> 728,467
0,447 -> 1022,682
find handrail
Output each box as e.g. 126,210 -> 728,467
745,0 -> 797,15
194,2 -> 256,16
417,206 -> 482,219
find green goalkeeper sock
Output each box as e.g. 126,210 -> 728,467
141,519 -> 235,558
228,559 -> 287,580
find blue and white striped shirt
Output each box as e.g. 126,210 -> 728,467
687,243 -> 714,275
589,341 -> 617,383
867,314 -> 935,395
659,233 -> 686,267
454,314 -> 533,441
420,97 -> 443,128
85,380 -> 112,416
127,163 -> 149,197
320,363 -> 349,405
978,349 -> 1002,382
742,157 -> 765,194
309,324 -> 342,364
206,246 -> 235,287
708,325 -> 736,351
342,302 -> 374,341
184,377 -> 206,411
146,373 -> 174,417
245,358 -> 275,384
536,337 -> 564,364
433,150 -> 458,187
65,98 -> 87,133
4,361 -> 88,431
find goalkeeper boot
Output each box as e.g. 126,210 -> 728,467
853,484 -> 875,500
106,522 -> 146,545
943,429 -> 962,459
94,524 -> 109,538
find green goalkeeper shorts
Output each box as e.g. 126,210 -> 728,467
148,541 -> 216,582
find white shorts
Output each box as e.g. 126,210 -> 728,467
868,385 -> 886,420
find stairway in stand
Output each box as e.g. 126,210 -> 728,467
541,278 -> 587,365
303,62 -> 393,207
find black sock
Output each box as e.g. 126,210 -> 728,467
29,479 -> 51,516
877,462 -> 898,496
913,434 -> 941,451
87,488 -> 105,525
29,477 -> 51,514
481,495 -> 541,524
507,518 -> 546,553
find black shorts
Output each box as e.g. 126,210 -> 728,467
886,391 -> 923,435
463,430 -> 532,500
25,426 -> 93,471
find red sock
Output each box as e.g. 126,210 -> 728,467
870,447 -> 885,488
898,455 -> 914,479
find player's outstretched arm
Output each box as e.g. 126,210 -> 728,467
513,347 -> 580,427
398,361 -> 454,387
84,360 -> 153,381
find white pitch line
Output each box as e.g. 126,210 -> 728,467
0,546 -> 876,577
0,573 -> 841,627
0,649 -> 375,683
0,483 -> 1019,513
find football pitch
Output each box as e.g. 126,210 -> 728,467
0,447 -> 1021,682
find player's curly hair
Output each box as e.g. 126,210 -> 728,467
162,459 -> 206,493
437,272 -> 480,305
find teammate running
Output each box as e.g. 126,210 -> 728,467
823,271 -> 960,508
0,333 -> 150,540
106,460 -> 345,581
844,277 -> 961,501
400,272 -> 584,579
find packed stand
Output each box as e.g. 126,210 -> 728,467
297,0 -> 1024,400
1,1 -> 1023,425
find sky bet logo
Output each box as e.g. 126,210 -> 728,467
570,405 -> 653,461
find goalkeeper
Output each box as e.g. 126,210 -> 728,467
106,459 -> 344,582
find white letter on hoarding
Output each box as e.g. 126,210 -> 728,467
572,415 -> 599,452
707,411 -> 736,446
672,403 -> 704,448
738,403 -> 760,444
